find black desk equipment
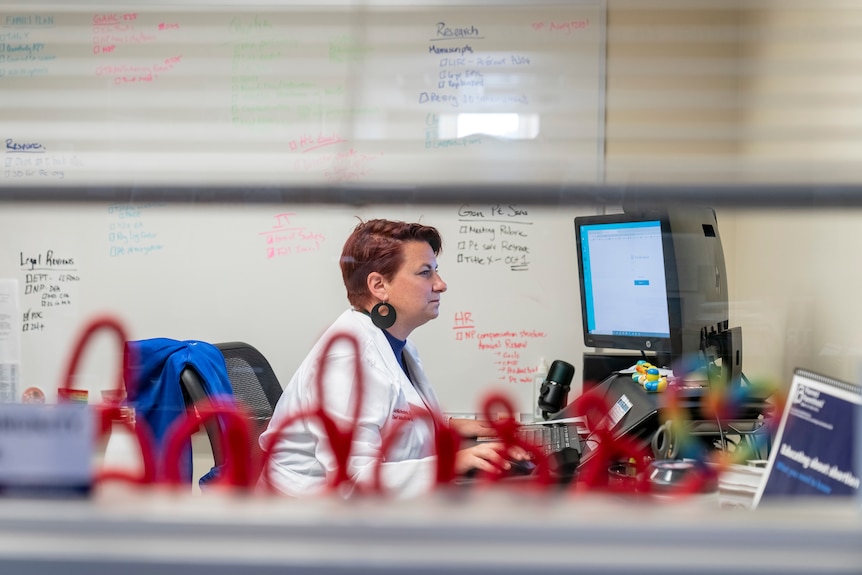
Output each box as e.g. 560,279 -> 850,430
555,370 -> 772,466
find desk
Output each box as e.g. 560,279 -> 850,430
0,490 -> 858,574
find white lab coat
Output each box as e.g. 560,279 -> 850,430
260,309 -> 443,499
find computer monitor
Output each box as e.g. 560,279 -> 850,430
574,206 -> 730,372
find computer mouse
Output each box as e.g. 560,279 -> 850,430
461,459 -> 536,480
506,459 -> 537,476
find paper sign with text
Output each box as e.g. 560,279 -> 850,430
0,403 -> 93,495
754,369 -> 861,506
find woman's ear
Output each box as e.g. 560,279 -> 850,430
366,271 -> 387,301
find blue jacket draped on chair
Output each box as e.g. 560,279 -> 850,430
124,338 -> 234,484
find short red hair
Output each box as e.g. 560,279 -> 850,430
340,219 -> 443,309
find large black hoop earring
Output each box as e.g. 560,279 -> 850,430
370,302 -> 397,330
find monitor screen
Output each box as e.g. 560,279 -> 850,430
576,215 -> 672,357
574,206 -> 730,370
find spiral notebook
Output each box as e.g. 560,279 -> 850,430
752,368 -> 862,508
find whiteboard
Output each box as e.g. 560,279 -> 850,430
0,201 -> 593,418
0,0 -> 605,190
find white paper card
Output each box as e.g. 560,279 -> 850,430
0,403 -> 93,491
0,280 -> 21,403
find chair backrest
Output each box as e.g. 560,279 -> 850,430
179,365 -> 227,466
214,341 -> 284,464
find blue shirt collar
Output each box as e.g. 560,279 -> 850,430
382,329 -> 409,378
357,308 -> 410,377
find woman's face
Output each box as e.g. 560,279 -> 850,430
383,240 -> 447,338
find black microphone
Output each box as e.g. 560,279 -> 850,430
537,360 -> 575,419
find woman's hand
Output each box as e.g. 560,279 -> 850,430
453,442 -> 532,476
448,418 -> 533,476
448,417 -> 498,438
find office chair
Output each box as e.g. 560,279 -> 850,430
213,341 -> 284,468
178,342 -> 282,487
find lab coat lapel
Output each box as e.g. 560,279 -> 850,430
402,344 -> 441,415
354,309 -> 441,416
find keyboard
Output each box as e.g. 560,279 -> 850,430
517,423 -> 577,456
515,422 -> 582,478
462,422 -> 583,482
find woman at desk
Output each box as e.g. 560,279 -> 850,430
260,219 -> 526,498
